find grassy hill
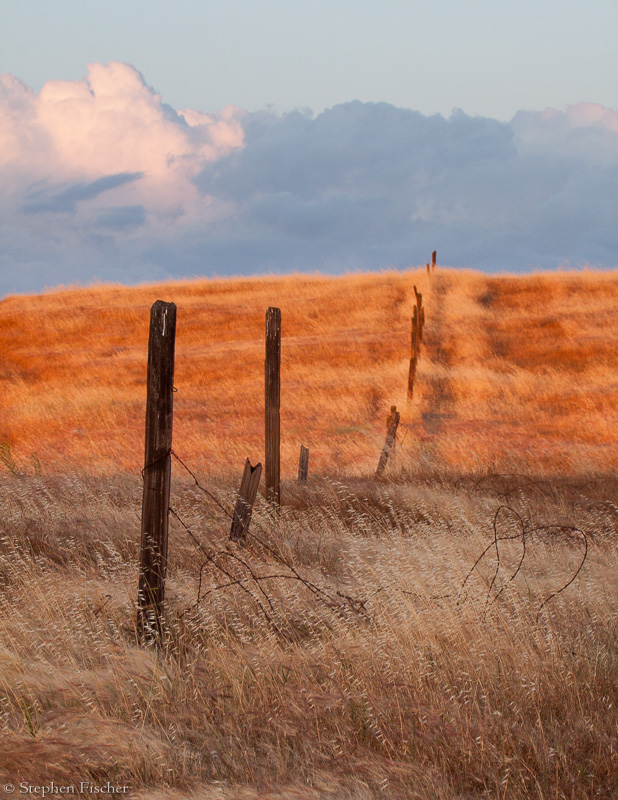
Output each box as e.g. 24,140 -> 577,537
0,267 -> 616,476
0,268 -> 616,799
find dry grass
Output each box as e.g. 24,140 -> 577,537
0,267 -> 616,798
1,267 -> 616,477
0,472 -> 616,798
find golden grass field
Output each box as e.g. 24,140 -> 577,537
0,267 -> 616,477
0,268 -> 616,799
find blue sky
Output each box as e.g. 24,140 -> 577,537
2,0 -> 616,120
0,1 -> 617,295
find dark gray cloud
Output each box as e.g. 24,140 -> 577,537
23,172 -> 144,214
188,101 -> 618,274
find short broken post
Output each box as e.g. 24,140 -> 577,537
137,300 -> 177,644
265,307 -> 281,507
376,406 -> 400,478
426,263 -> 430,276
298,445 -> 309,481
230,459 -> 263,544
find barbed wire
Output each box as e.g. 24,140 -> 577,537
164,450 -> 370,631
162,448 -> 590,625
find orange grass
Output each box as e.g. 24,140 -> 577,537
0,267 -> 617,798
0,267 -> 616,478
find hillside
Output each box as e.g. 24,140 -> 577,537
0,268 -> 616,477
0,267 -> 617,798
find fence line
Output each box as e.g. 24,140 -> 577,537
133,259 -> 437,638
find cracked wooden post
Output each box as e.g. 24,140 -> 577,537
137,300 -> 176,644
432,250 -> 437,271
230,459 -> 262,544
376,406 -> 400,478
265,307 -> 281,507
298,445 -> 309,481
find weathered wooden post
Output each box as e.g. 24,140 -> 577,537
298,445 -> 309,481
432,250 -> 437,271
230,459 -> 262,544
386,404 -> 397,431
414,286 -> 424,344
265,307 -> 281,506
376,406 -> 400,478
137,300 -> 176,643
407,310 -> 418,401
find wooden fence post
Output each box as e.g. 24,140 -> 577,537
376,406 -> 400,478
298,445 -> 309,481
426,263 -> 430,275
413,286 -> 424,343
407,311 -> 418,401
386,404 -> 397,431
230,459 -> 262,544
265,307 -> 281,506
137,300 -> 176,643
432,250 -> 437,271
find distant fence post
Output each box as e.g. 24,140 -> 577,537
426,263 -> 430,275
265,307 -> 281,506
386,404 -> 397,431
298,445 -> 309,481
137,300 -> 176,644
230,459 -> 262,544
376,406 -> 400,478
407,310 -> 418,401
414,286 -> 424,344
432,250 -> 437,271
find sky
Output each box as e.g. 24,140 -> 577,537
1,0 -> 617,295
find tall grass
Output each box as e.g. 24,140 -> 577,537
0,471 -> 616,798
0,268 -> 616,797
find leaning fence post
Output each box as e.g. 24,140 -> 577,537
298,445 -> 309,481
230,459 -> 262,544
386,404 -> 397,431
376,406 -> 400,478
265,307 -> 281,507
137,300 -> 176,643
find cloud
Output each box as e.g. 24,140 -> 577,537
1,64 -> 617,296
95,205 -> 147,232
23,172 -> 144,213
